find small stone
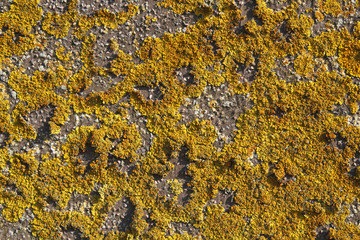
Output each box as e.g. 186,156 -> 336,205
223,101 -> 232,107
75,115 -> 80,125
10,90 -> 17,99
39,52 -> 47,58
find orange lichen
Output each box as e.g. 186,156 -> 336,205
145,16 -> 158,25
338,30 -> 360,77
319,0 -> 343,17
315,10 -> 325,21
109,38 -> 119,53
308,30 -> 341,57
95,9 -> 118,30
294,52 -> 316,78
55,46 -> 71,62
353,21 -> 360,38
1,0 -> 360,239
0,0 -> 42,64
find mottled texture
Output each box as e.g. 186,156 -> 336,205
1,0 -> 360,239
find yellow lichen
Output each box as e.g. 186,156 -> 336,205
55,46 -> 71,62
1,0 -> 360,239
319,0 -> 343,17
294,52 -> 316,78
167,179 -> 183,196
42,12 -> 76,39
109,38 -> 119,53
315,10 -> 325,21
338,31 -> 360,77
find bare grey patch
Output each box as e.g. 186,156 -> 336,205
39,0 -> 68,13
155,146 -> 193,206
80,75 -> 122,98
208,188 -> 236,213
129,114 -> 154,157
107,155 -> 138,177
176,65 -> 197,86
0,206 -> 36,240
178,82 -> 251,150
261,0 -> 293,12
0,133 -> 8,148
60,226 -> 83,240
64,191 -> 92,216
44,196 -> 58,212
167,221 -> 201,237
28,105 -> 53,143
108,1 -> 197,60
0,1 -> 11,14
315,224 -> 335,240
18,41 -> 55,76
237,0 -> 262,27
272,56 -> 299,83
133,85 -> 163,101
246,150 -> 260,167
101,196 -> 134,234
93,33 -> 119,68
76,0 -> 126,15
347,152 -> 360,177
331,103 -> 351,116
346,198 -> 360,226
142,208 -> 156,231
60,113 -> 99,136
77,141 -> 99,174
